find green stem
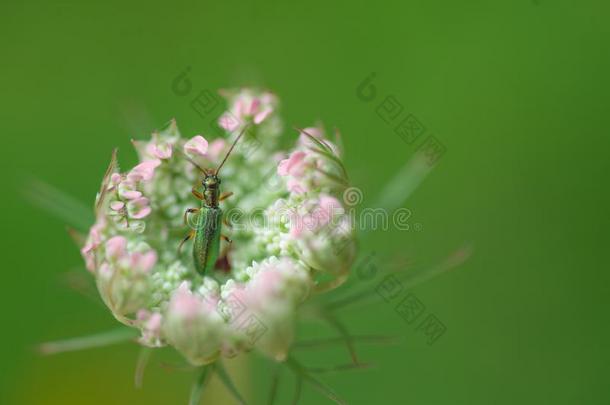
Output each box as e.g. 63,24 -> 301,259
189,365 -> 211,405
38,327 -> 136,355
293,334 -> 400,350
214,362 -> 247,405
285,357 -> 347,405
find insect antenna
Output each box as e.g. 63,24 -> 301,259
175,148 -> 209,175
215,124 -> 251,176
186,156 -> 209,176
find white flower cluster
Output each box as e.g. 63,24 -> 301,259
81,89 -> 356,365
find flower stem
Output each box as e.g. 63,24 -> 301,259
38,327 -> 136,355
189,365 -> 211,405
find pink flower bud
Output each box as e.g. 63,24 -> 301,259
289,195 -> 343,237
169,283 -> 202,320
127,197 -> 151,219
130,250 -> 157,273
287,178 -> 307,194
146,142 -> 173,160
254,106 -> 273,124
105,236 -> 127,261
218,113 -> 240,131
278,151 -> 306,177
110,201 -> 125,211
207,139 -> 227,160
118,179 -> 142,200
184,135 -> 209,157
128,160 -> 161,182
110,173 -> 122,186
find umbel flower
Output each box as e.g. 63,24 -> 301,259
80,89 -> 356,366
36,89 -> 469,404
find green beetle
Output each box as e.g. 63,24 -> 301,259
180,126 -> 248,275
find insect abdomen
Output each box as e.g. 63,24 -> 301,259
193,206 -> 222,275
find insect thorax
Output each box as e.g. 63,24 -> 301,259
203,175 -> 221,207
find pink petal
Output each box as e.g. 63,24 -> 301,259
248,269 -> 283,303
260,92 -> 275,105
253,106 -> 272,124
128,160 -> 161,182
146,312 -> 162,332
219,112 -> 240,131
234,99 -> 246,117
137,309 -> 150,321
184,135 -> 209,157
170,283 -> 202,320
289,210 -> 306,238
314,195 -> 343,227
89,223 -> 103,246
80,243 -> 96,272
106,236 -> 127,261
110,201 -> 125,211
121,190 -> 142,200
99,262 -> 113,277
249,98 -> 261,115
287,178 -> 307,194
131,250 -> 157,272
319,195 -> 343,214
277,151 -> 306,177
128,197 -> 151,219
208,139 -> 227,160
147,142 -> 173,160
110,173 -> 122,185
133,206 -> 151,219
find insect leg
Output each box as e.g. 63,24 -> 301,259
219,191 -> 233,201
178,230 -> 196,254
183,208 -> 200,225
192,187 -> 204,200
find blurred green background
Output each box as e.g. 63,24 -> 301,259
1,0 -> 608,404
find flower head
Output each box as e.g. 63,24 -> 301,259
218,89 -> 278,132
277,127 -> 347,195
81,90 -> 356,365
